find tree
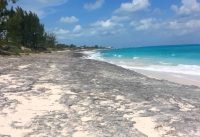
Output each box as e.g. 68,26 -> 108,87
6,8 -> 47,50
0,0 -> 18,40
25,12 -> 45,50
1,0 -> 60,54
6,7 -> 23,43
44,33 -> 57,48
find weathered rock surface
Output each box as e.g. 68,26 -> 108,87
0,51 -> 200,137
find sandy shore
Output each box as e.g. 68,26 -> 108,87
0,50 -> 200,137
133,69 -> 200,88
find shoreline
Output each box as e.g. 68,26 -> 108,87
0,50 -> 200,137
83,51 -> 200,88
132,69 -> 200,88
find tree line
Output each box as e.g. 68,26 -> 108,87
0,0 -> 108,55
56,43 -> 108,50
0,0 -> 61,55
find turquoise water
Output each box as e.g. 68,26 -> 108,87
87,45 -> 200,76
100,45 -> 200,65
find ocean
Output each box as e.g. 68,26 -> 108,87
86,45 -> 200,76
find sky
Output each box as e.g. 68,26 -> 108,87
12,0 -> 200,47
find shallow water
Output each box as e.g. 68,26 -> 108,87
86,45 -> 200,76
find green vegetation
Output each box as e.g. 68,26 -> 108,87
0,0 -> 107,55
56,43 -> 108,50
0,0 -> 64,55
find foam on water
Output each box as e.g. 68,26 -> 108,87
123,64 -> 200,76
82,50 -> 104,61
84,45 -> 200,76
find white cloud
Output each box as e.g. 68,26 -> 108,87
116,0 -> 150,13
92,19 -> 116,28
73,25 -> 82,32
130,18 -> 159,31
171,0 -> 200,15
129,17 -> 200,34
84,0 -> 104,10
52,26 -> 85,40
54,28 -> 70,35
15,0 -> 68,18
34,0 -> 68,6
36,0 -> 67,5
111,16 -> 130,22
60,16 -> 79,23
168,19 -> 200,30
163,19 -> 200,35
90,19 -> 125,36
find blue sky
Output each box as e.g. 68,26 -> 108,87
13,0 -> 200,47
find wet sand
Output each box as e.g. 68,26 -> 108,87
0,50 -> 200,137
133,69 -> 200,88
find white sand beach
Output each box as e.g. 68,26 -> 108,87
133,69 -> 200,87
0,51 -> 200,137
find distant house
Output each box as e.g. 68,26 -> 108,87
0,30 -> 7,40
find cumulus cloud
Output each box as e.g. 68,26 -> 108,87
73,25 -> 82,32
171,0 -> 200,15
36,0 -> 67,5
60,16 -> 79,24
84,0 -> 104,10
92,19 -> 116,28
53,27 -> 84,40
53,28 -> 70,35
111,16 -> 130,22
130,18 -> 156,30
90,19 -> 125,36
168,19 -> 200,30
129,16 -> 200,34
115,0 -> 150,13
15,0 -> 68,18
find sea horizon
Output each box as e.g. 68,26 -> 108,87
85,44 -> 200,86
2,0 -> 200,136
111,43 -> 200,49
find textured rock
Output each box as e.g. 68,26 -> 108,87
0,51 -> 200,137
